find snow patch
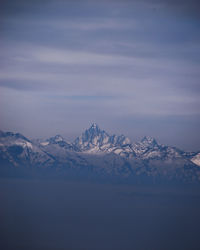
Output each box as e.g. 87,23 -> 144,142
191,153 -> 200,167
114,149 -> 123,154
15,141 -> 33,149
41,141 -> 50,146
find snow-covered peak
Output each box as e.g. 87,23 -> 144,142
52,135 -> 64,142
0,130 -> 30,142
0,130 -> 31,146
87,123 -> 101,134
109,134 -> 131,146
1,128 -> 200,183
117,135 -> 131,145
42,135 -> 65,145
191,152 -> 200,167
0,131 -> 40,153
39,134 -> 76,151
0,130 -> 55,167
74,124 -> 109,151
132,136 -> 160,157
90,123 -> 98,129
141,136 -> 157,146
73,124 -> 134,157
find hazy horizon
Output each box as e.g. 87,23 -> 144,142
0,0 -> 200,151
1,179 -> 200,250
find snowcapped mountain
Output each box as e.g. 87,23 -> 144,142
73,124 -> 195,163
39,134 -> 77,151
74,123 -> 110,152
0,124 -> 200,183
132,136 -> 185,160
36,134 -> 86,168
0,131 -> 54,168
74,123 -> 135,157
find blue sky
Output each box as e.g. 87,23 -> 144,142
0,0 -> 200,150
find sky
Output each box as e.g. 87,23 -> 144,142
0,0 -> 200,151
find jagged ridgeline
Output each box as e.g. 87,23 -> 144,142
0,124 -> 200,184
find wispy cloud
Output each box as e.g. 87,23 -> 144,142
0,41 -> 199,117
0,0 -> 199,149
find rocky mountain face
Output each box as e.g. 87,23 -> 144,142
0,124 -> 200,183
74,123 -> 134,157
0,131 -> 54,168
191,153 -> 200,166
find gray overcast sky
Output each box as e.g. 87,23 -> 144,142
0,0 -> 200,151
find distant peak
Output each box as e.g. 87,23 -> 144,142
141,136 -> 157,145
88,123 -> 102,132
49,134 -> 64,143
90,123 -> 99,129
54,134 -> 63,139
1,131 -> 30,141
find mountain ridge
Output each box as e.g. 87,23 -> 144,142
0,124 -> 200,183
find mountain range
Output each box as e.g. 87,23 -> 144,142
0,124 -> 200,183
